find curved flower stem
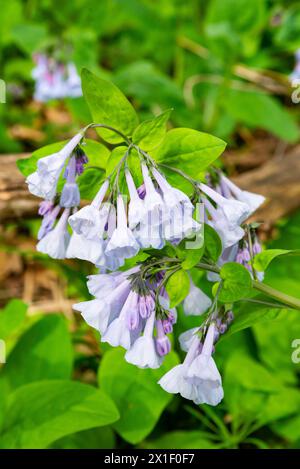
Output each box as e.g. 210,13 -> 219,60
252,280 -> 300,310
158,163 -> 199,191
195,262 -> 300,311
85,123 -> 131,145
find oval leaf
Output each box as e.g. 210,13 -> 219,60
132,109 -> 172,150
218,262 -> 252,302
154,128 -> 226,179
0,380 -> 119,449
98,349 -> 179,444
81,68 -> 139,143
166,269 -> 190,307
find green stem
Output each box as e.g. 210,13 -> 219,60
252,280 -> 300,310
86,123 -> 131,145
195,262 -> 300,311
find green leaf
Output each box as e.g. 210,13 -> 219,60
81,138 -> 110,169
218,262 -> 252,302
181,245 -> 204,270
145,431 -> 217,449
0,300 -> 27,340
50,426 -> 115,449
154,128 -> 226,180
11,23 -> 48,55
253,249 -> 300,272
77,168 -> 105,200
17,141 -> 67,177
222,302 -> 286,339
204,224 -> 222,262
166,269 -> 190,307
2,315 -> 73,389
224,89 -> 299,143
132,109 -> 172,150
98,349 -> 179,444
223,352 -> 283,421
81,68 -> 139,143
0,380 -> 119,449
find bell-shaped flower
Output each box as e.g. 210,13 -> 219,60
220,174 -> 265,214
105,195 -> 139,260
200,182 -> 250,228
38,204 -> 61,240
138,293 -> 155,319
125,169 -> 144,229
73,279 -> 131,335
26,171 -> 57,200
36,131 -> 84,192
155,319 -> 171,357
36,208 -> 70,259
183,279 -> 212,316
66,232 -> 104,264
158,336 -> 201,402
101,291 -> 140,349
134,216 -> 165,249
60,156 -> 80,208
125,310 -> 163,369
86,268 -> 137,298
186,323 -> 224,406
204,198 -> 244,249
68,180 -> 109,239
179,327 -> 199,352
141,163 -> 167,226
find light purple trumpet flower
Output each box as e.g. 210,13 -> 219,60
101,290 -> 141,349
186,323 -> 224,406
204,198 -> 245,249
38,200 -> 54,216
138,293 -> 155,319
159,323 -> 223,406
86,269 -> 138,298
125,310 -> 163,369
105,194 -> 139,260
66,232 -> 104,265
68,179 -> 109,239
38,204 -> 61,240
125,169 -> 144,229
140,163 -> 167,226
200,182 -> 250,228
60,156 -> 80,208
73,278 -> 131,335
179,327 -> 199,352
219,174 -> 265,215
183,278 -> 212,316
155,319 -> 171,357
66,63 -> 82,98
36,208 -> 71,259
26,131 -> 84,200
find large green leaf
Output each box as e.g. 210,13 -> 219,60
166,269 -> 190,308
0,300 -> 27,340
145,431 -> 217,449
253,249 -> 300,272
98,348 -> 179,444
132,109 -> 172,150
204,224 -> 222,263
154,128 -> 226,180
0,380 -> 119,449
50,426 -> 115,449
224,89 -> 299,143
222,301 -> 286,340
218,262 -> 252,302
17,141 -> 67,177
2,315 -> 73,389
81,68 -> 139,143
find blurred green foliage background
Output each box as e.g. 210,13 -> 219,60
0,0 -> 300,449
